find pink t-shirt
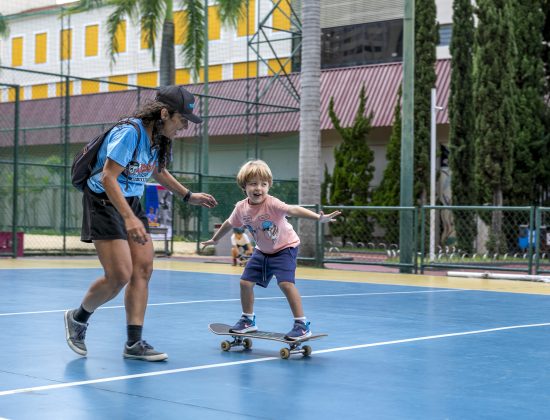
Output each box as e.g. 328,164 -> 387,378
228,195 -> 300,254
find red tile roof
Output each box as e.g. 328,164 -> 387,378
0,59 -> 451,147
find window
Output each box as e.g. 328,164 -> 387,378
268,58 -> 291,75
32,84 -> 48,99
140,20 -> 155,50
108,75 -> 128,91
438,24 -> 452,46
81,80 -> 100,94
319,20 -> 403,70
11,37 -> 23,67
174,11 -> 188,45
199,65 -> 222,82
208,6 -> 221,40
233,61 -> 257,79
56,81 -> 74,96
8,87 -> 24,101
85,25 -> 99,57
137,71 -> 158,87
272,0 -> 291,32
60,28 -> 72,61
176,68 -> 190,85
114,21 -> 126,53
237,0 -> 255,37
35,33 -> 47,64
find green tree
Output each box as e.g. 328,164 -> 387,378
69,0 -> 246,85
473,0 -> 518,252
414,0 -> 439,205
509,0 -> 547,206
371,87 -> 402,244
449,0 -> 476,252
328,85 -> 375,244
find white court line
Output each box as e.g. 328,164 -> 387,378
0,289 -> 464,317
0,321 -> 548,397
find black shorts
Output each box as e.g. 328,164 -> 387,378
81,186 -> 149,243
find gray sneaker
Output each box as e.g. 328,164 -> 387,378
64,309 -> 88,356
123,340 -> 168,362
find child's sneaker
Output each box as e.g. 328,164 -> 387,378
285,320 -> 311,341
229,315 -> 257,333
123,340 -> 168,362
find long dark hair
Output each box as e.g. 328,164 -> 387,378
133,100 -> 174,172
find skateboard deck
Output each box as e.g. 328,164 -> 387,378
209,323 -> 327,359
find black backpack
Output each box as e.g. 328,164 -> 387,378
71,120 -> 141,192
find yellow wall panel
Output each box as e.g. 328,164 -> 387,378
35,33 -> 47,64
11,37 -> 23,67
114,21 -> 126,53
32,84 -> 48,99
85,25 -> 99,57
199,65 -> 222,82
175,69 -> 190,85
273,0 -> 291,32
60,29 -> 72,60
233,61 -> 257,79
174,11 -> 188,45
8,87 -> 24,102
208,6 -> 221,40
268,58 -> 291,75
81,80 -> 100,94
56,81 -> 74,96
108,75 -> 128,91
137,71 -> 158,87
237,0 -> 255,37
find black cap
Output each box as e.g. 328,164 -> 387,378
156,85 -> 202,123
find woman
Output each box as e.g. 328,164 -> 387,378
64,85 -> 217,361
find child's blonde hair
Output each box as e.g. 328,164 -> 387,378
236,160 -> 273,189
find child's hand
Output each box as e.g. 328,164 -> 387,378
319,210 -> 341,223
200,239 -> 218,249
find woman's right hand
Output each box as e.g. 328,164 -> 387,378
200,239 -> 218,248
126,216 -> 148,245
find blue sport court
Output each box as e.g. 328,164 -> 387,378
1,259 -> 550,419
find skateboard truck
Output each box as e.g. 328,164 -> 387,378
221,334 -> 312,359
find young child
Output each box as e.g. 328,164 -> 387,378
201,160 -> 340,340
231,227 -> 252,266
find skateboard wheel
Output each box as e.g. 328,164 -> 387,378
280,348 -> 290,359
302,345 -> 312,357
243,338 -> 253,349
221,340 -> 231,351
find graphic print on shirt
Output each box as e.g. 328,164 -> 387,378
261,220 -> 279,244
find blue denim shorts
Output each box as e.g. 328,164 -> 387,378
241,246 -> 298,288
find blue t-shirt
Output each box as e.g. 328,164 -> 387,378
87,119 -> 158,197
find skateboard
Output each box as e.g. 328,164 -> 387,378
209,323 -> 327,359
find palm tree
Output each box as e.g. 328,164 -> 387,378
298,0 -> 321,258
0,13 -> 9,39
69,0 -> 246,86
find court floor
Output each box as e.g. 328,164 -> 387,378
1,258 -> 550,419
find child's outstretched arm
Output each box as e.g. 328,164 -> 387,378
287,206 -> 341,223
200,219 -> 234,247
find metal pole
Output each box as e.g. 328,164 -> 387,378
11,86 -> 20,258
399,0 -> 415,273
200,0 -> 210,240
429,88 -> 436,261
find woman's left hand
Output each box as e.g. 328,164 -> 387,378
188,192 -> 218,208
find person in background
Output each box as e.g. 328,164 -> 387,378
230,227 -> 253,266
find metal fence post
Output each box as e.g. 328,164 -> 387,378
11,86 -> 20,258
535,207 -> 541,275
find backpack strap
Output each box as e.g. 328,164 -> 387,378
89,119 -> 142,180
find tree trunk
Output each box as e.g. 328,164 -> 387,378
159,18 -> 175,86
298,0 -> 321,259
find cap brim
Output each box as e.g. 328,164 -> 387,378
183,113 -> 203,124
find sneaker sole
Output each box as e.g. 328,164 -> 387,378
64,310 -> 87,356
229,327 -> 258,334
123,352 -> 168,362
285,331 -> 312,341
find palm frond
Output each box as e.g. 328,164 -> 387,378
106,0 -> 139,64
217,0 -> 246,29
0,14 -> 9,38
64,0 -> 105,15
181,0 -> 205,81
139,0 -> 167,63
